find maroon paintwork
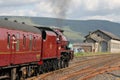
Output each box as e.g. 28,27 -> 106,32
42,30 -> 58,59
0,28 -> 42,67
54,29 -> 68,51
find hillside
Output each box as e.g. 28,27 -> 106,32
0,16 -> 120,43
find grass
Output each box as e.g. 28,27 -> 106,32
74,52 -> 112,57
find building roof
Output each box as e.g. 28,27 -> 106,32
85,29 -> 120,41
0,19 -> 41,34
97,30 -> 120,40
73,43 -> 93,46
89,33 -> 105,42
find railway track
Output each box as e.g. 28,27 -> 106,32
59,54 -> 120,80
80,65 -> 120,80
26,54 -> 120,80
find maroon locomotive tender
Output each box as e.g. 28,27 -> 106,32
0,18 -> 73,80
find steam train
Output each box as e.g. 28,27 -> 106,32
0,18 -> 73,80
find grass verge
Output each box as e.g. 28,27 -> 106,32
74,52 -> 112,57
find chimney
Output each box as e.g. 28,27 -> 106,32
89,31 -> 92,35
22,22 -> 25,24
14,20 -> 17,23
4,18 -> 8,20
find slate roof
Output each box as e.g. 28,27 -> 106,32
0,19 -> 41,34
85,29 -> 120,41
97,30 -> 120,40
89,33 -> 104,42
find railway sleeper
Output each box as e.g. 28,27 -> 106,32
0,75 -> 10,80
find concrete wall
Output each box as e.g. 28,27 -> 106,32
94,42 -> 99,52
110,39 -> 120,53
85,30 -> 120,53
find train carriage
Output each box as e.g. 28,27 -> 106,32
0,19 -> 42,80
0,19 -> 73,80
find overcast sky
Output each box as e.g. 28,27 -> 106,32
0,0 -> 120,23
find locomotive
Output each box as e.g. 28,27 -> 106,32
0,18 -> 73,80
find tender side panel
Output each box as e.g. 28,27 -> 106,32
42,31 -> 58,59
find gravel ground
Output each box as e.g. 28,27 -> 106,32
27,54 -> 120,80
90,70 -> 120,80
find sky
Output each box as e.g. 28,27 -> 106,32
0,0 -> 120,23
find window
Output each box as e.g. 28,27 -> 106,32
7,34 -> 10,49
42,30 -> 46,40
23,35 -> 26,48
16,34 -> 20,51
33,37 -> 36,48
111,43 -> 120,49
29,35 -> 33,50
97,34 -> 100,37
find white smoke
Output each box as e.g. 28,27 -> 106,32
50,0 -> 71,19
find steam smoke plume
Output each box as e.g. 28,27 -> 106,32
50,0 -> 71,19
